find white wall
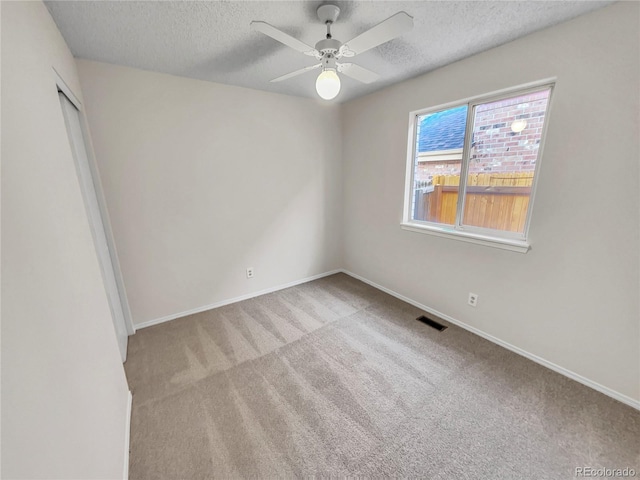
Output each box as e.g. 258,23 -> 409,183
341,2 -> 639,403
1,2 -> 130,478
76,60 -> 343,327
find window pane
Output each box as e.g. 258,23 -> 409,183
462,89 -> 551,234
411,105 -> 467,225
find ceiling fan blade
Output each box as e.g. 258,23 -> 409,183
250,21 -> 320,57
342,12 -> 413,56
270,63 -> 322,82
337,63 -> 379,84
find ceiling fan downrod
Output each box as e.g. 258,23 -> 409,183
315,4 -> 342,56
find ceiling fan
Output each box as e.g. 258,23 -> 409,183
250,5 -> 413,100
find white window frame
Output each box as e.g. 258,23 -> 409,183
401,79 -> 555,253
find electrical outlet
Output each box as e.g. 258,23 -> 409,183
246,267 -> 254,279
468,293 -> 478,307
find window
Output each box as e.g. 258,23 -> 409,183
402,82 -> 553,252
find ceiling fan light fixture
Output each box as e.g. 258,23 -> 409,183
316,68 -> 341,100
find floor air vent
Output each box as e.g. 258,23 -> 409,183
417,315 -> 448,332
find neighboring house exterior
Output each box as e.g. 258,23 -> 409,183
415,90 -> 548,181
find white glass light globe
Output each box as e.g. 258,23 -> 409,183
315,69 -> 341,100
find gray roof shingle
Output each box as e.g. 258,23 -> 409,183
418,105 -> 467,153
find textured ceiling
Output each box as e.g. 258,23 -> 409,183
45,1 -> 612,103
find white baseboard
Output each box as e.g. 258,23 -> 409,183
341,269 -> 640,411
123,390 -> 132,480
135,269 -> 343,330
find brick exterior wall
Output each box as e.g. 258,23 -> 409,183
469,89 -> 549,173
416,158 -> 460,179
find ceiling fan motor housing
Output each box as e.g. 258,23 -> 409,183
315,38 -> 341,55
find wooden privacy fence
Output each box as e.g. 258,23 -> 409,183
414,173 -> 534,233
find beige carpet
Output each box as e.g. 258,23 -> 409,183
125,273 -> 640,479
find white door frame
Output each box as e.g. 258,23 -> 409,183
55,70 -> 135,356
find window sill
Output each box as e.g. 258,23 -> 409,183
400,223 -> 530,253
